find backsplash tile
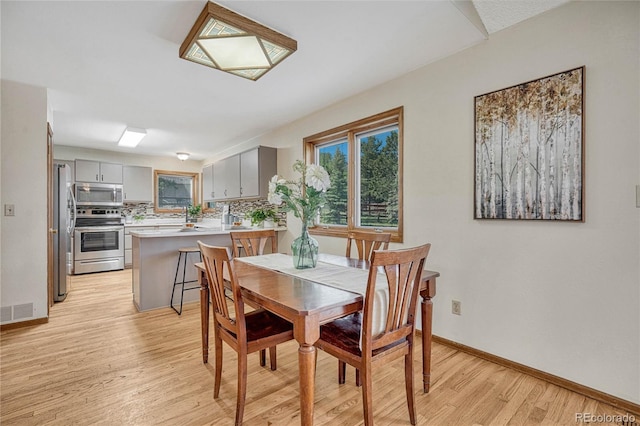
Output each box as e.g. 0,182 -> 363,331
123,199 -> 286,226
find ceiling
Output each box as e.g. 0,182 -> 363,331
1,0 -> 569,161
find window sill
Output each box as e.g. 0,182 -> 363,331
308,226 -> 403,243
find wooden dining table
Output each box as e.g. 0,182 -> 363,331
195,253 -> 439,426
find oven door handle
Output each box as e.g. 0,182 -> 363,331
74,226 -> 124,232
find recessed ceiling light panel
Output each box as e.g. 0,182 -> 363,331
180,1 -> 297,81
118,127 -> 147,147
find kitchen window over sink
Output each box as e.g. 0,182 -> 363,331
304,107 -> 403,242
154,170 -> 199,213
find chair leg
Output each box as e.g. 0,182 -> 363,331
356,368 -> 361,387
361,364 -> 374,426
235,350 -> 248,426
269,346 -> 277,371
338,361 -> 346,384
405,351 -> 416,425
259,349 -> 266,367
179,252 -> 188,314
170,252 -> 183,315
214,333 -> 223,398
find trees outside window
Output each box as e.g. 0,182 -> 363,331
318,141 -> 349,226
304,107 -> 403,242
154,170 -> 199,213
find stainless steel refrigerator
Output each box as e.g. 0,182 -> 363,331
53,163 -> 75,302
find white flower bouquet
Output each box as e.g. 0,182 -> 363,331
268,160 -> 331,226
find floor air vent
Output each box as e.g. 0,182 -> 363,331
4,303 -> 34,321
0,306 -> 11,322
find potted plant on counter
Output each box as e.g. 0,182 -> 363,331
187,204 -> 203,223
249,208 -> 278,228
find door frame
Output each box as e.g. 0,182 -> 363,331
47,123 -> 54,311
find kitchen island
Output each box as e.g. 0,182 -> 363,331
130,225 -> 285,312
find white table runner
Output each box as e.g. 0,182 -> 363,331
235,253 -> 389,340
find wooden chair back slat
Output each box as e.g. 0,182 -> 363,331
230,229 -> 278,258
345,231 -> 391,261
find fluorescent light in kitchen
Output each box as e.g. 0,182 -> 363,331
118,127 -> 147,147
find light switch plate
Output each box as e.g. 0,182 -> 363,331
4,204 -> 15,216
636,185 -> 640,208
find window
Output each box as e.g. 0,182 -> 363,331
154,170 -> 199,213
304,107 -> 403,242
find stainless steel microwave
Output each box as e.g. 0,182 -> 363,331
75,183 -> 123,206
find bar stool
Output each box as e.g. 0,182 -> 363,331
170,246 -> 202,315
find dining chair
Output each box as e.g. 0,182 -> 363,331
315,243 -> 431,426
344,230 -> 391,386
230,229 -> 277,258
197,241 -> 294,426
345,230 -> 391,261
229,228 -> 279,368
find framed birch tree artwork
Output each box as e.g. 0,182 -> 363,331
474,66 -> 584,221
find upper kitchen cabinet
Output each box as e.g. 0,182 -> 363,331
75,159 -> 123,184
213,155 -> 241,200
208,146 -> 276,201
240,146 -> 276,198
123,165 -> 153,202
202,163 -> 214,202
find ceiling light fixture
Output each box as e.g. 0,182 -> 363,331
177,152 -> 190,161
118,127 -> 147,147
179,1 -> 297,81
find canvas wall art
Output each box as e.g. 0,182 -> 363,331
474,66 -> 584,221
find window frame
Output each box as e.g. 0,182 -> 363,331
154,170 -> 199,213
303,106 -> 404,243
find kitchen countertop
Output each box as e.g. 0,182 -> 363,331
124,219 -> 199,227
129,224 -> 286,238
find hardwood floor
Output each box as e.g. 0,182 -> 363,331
0,270 -> 633,425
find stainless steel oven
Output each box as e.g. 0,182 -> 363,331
73,208 -> 124,274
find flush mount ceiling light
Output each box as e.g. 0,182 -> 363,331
179,1 -> 297,81
118,127 -> 147,147
176,152 -> 190,161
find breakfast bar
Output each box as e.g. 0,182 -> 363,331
130,225 -> 284,311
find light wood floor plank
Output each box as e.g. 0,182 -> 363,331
1,270 -> 633,425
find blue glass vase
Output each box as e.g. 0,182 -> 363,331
291,222 -> 319,269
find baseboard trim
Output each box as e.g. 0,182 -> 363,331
0,317 -> 48,331
431,334 -> 640,417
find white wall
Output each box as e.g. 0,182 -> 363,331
1,80 -> 49,323
235,1 -> 640,405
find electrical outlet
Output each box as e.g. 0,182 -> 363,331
452,300 -> 461,315
4,204 -> 15,216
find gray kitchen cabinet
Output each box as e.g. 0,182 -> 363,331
202,163 -> 214,202
240,146 -> 276,198
213,155 -> 241,200
75,159 -> 123,184
211,146 -> 276,201
123,165 -> 153,202
124,227 -> 145,267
